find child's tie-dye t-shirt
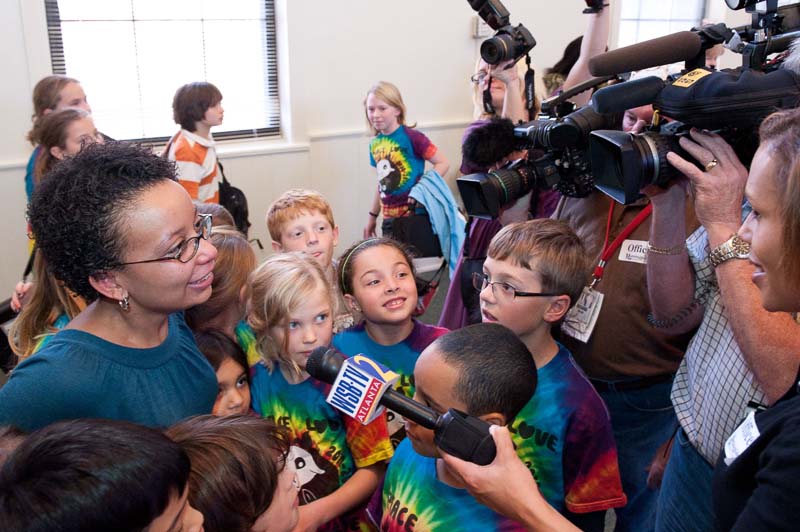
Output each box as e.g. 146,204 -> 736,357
511,343 -> 627,514
369,125 -> 438,219
251,361 -> 393,530
378,438 -> 527,531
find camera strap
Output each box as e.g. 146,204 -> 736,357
524,54 -> 536,113
591,200 -> 653,287
482,79 -> 495,115
564,200 -> 651,343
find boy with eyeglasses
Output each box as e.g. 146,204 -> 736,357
478,219 -> 626,531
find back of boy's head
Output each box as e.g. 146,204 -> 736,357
173,81 -> 222,131
266,188 -> 335,242
194,329 -> 250,385
337,237 -> 416,296
194,200 -> 237,228
0,418 -> 190,532
431,322 -> 537,422
248,252 -> 332,368
185,226 -> 256,332
364,81 -> 412,134
487,219 -> 589,309
166,415 -> 289,532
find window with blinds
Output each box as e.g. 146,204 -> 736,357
44,0 -> 280,142
618,0 -> 705,48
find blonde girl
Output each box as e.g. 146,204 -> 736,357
9,253 -> 84,362
363,81 -> 449,238
247,252 -> 392,532
333,237 -> 448,446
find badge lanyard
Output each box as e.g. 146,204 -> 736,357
590,200 -> 653,288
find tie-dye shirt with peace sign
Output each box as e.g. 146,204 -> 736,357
251,361 -> 393,530
369,125 -> 438,219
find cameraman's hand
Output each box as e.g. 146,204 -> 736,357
441,425 -> 580,531
666,129 -> 747,236
641,178 -> 688,204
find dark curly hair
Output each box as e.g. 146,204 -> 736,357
28,141 -> 177,301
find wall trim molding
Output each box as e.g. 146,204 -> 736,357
308,119 -> 473,141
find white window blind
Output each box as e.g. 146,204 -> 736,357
618,0 -> 705,48
45,0 -> 280,142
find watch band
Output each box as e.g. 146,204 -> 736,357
708,234 -> 751,268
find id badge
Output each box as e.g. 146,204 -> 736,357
723,410 -> 760,466
562,287 -> 604,343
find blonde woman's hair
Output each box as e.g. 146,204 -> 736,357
9,253 -> 85,362
247,252 -> 333,376
364,81 -> 415,135
185,226 -> 256,332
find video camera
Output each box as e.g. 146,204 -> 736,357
457,78 -> 622,219
585,0 -> 800,204
468,0 -> 536,65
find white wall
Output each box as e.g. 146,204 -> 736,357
0,0 -> 590,295
0,0 -> 751,296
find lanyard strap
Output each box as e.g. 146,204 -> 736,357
591,201 -> 653,286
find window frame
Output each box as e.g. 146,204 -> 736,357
42,0 -> 281,143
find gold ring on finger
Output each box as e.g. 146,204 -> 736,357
705,159 -> 718,171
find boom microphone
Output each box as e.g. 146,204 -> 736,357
589,31 -> 702,77
591,76 -> 666,114
306,347 -> 497,465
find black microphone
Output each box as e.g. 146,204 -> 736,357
591,76 -> 666,114
306,346 -> 438,429
589,31 -> 702,77
306,347 -> 497,465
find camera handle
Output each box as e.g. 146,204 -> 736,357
540,74 -> 620,118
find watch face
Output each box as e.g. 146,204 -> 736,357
731,236 -> 751,258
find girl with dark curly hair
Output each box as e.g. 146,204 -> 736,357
0,142 -> 218,431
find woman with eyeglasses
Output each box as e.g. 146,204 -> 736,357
0,142 -> 218,431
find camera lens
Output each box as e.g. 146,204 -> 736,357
589,130 -> 681,204
481,33 -> 515,64
489,166 -> 533,205
457,164 -> 536,219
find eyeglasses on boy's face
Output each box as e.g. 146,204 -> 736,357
472,272 -> 557,301
118,214 -> 213,266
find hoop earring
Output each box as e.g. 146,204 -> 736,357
119,296 -> 130,312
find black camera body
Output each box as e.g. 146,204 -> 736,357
458,105 -> 621,219
468,0 -> 536,65
481,23 -> 537,66
589,67 -> 800,204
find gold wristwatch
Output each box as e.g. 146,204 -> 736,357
708,234 -> 751,268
